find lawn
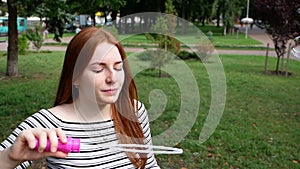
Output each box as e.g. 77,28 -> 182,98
118,32 -> 262,48
41,25 -> 264,50
0,51 -> 299,168
117,24 -> 262,49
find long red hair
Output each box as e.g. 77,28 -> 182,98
54,27 -> 147,168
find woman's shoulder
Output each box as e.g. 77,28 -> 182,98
134,99 -> 145,112
18,108 -> 62,129
47,103 -> 78,122
30,104 -> 75,124
134,100 -> 148,121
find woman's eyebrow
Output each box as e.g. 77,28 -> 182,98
90,61 -> 123,66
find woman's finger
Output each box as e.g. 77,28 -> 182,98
55,128 -> 67,144
48,129 -> 58,152
18,130 -> 37,150
36,130 -> 48,152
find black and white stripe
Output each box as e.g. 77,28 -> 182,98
0,101 -> 160,169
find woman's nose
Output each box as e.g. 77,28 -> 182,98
105,69 -> 116,84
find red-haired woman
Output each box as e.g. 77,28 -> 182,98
0,27 -> 160,169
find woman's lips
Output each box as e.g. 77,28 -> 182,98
101,88 -> 119,95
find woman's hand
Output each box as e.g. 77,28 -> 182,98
0,128 -> 68,168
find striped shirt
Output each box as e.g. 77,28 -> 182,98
0,102 -> 160,169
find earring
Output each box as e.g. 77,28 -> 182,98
73,82 -> 79,88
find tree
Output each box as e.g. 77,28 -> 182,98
115,0 -> 163,34
40,1 -> 70,42
211,0 -> 245,34
26,23 -> 44,52
5,0 -> 72,76
67,0 -> 126,27
254,0 -> 300,74
0,1 -> 8,16
145,0 -> 179,77
6,0 -> 18,76
189,0 -> 214,26
18,0 -> 71,42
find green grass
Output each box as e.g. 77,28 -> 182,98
116,25 -> 262,49
0,51 -> 65,137
0,51 -> 299,168
118,33 -> 262,47
42,25 -> 264,50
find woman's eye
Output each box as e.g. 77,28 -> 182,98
115,65 -> 123,71
93,69 -> 103,73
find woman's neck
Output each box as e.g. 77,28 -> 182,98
73,99 -> 112,122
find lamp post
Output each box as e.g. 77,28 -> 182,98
241,0 -> 253,39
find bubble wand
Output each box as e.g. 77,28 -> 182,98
35,137 -> 183,154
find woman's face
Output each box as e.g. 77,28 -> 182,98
76,42 -> 125,106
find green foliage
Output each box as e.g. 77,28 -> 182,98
144,1 -> 181,69
211,0 -> 245,34
143,41 -> 175,77
101,25 -> 119,39
177,49 -> 212,61
150,16 -> 169,35
135,49 -> 176,77
177,50 -> 198,60
145,14 -> 181,77
165,0 -> 177,15
148,49 -> 174,70
177,50 -> 191,60
26,24 -> 44,52
253,0 -> 300,74
207,30 -> 214,41
164,0 -> 177,35
135,50 -> 154,61
146,33 -> 180,54
18,32 -> 29,55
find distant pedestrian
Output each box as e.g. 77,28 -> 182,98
43,29 -> 49,39
75,26 -> 81,34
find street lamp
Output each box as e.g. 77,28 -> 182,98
241,0 -> 253,39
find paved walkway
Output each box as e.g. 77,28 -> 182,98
239,25 -> 274,48
0,25 -> 277,56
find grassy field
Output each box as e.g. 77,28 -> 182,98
118,32 -> 262,47
42,32 -> 262,49
117,25 -> 262,48
0,50 -> 299,168
41,25 -> 265,50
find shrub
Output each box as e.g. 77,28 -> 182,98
136,49 -> 175,77
26,24 -> 44,52
136,50 -> 155,61
177,50 -> 191,60
177,50 -> 199,60
18,32 -> 29,55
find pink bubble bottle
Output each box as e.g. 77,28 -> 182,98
35,137 -> 80,153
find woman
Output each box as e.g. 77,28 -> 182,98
0,27 -> 160,169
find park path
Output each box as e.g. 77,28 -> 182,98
0,25 -> 277,57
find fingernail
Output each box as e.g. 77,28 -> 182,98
51,146 -> 57,152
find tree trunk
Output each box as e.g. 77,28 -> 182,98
275,56 -> 280,74
181,2 -> 187,35
6,0 -> 18,77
